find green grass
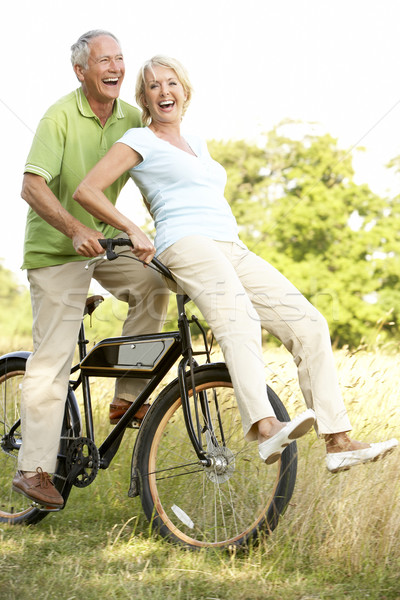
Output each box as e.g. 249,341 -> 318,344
1,347 -> 400,599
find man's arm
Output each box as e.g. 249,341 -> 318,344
21,173 -> 105,257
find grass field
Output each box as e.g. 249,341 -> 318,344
1,345 -> 400,600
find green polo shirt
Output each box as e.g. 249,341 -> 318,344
22,87 -> 142,269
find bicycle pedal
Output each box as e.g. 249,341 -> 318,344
34,503 -> 62,513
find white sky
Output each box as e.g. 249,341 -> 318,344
2,0 -> 400,281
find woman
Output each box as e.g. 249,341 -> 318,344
74,56 -> 397,471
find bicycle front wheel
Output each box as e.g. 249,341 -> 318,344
135,364 -> 297,549
0,356 -> 80,525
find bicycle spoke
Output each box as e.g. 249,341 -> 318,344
137,365 -> 297,548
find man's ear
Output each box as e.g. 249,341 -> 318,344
73,64 -> 85,82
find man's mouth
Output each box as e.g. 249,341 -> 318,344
103,78 -> 119,86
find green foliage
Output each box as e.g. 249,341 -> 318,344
0,262 -> 32,339
2,123 -> 400,349
209,123 -> 400,347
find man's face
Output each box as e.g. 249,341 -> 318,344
75,35 -> 125,104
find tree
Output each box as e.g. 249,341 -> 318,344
208,123 -> 400,347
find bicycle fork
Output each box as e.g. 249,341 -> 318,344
176,295 -> 222,466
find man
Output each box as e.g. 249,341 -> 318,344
12,30 -> 169,508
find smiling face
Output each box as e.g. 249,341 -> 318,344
143,66 -> 187,126
74,35 -> 125,106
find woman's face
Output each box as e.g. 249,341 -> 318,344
143,65 -> 187,125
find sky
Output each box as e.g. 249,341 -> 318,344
2,0 -> 400,282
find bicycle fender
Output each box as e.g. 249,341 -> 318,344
0,350 -> 31,364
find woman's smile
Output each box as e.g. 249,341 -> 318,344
144,66 -> 186,123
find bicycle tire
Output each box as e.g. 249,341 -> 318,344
135,363 -> 297,549
0,356 -> 80,525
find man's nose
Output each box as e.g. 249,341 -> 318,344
108,58 -> 121,71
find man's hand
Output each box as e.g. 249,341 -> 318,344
72,225 -> 105,257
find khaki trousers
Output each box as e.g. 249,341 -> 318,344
19,242 -> 169,472
159,236 -> 351,440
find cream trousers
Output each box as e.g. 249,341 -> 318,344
159,236 -> 352,441
19,241 -> 169,472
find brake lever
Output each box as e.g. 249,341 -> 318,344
85,255 -> 106,269
85,239 -> 120,269
103,238 -> 119,260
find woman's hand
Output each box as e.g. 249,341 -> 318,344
127,226 -> 156,264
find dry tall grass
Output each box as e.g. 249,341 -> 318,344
82,343 -> 400,570
259,345 -> 400,575
1,343 -> 400,599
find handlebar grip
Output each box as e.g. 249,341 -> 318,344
98,238 -> 174,280
98,238 -> 132,249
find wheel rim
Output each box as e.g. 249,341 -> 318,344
146,380 -> 286,548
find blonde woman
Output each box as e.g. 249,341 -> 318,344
74,56 -> 397,471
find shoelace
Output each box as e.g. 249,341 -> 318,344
34,467 -> 52,489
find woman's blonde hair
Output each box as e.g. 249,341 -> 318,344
135,55 -> 194,125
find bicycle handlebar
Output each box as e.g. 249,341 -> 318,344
98,238 -> 174,281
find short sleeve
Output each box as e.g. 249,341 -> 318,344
117,128 -> 150,163
24,117 -> 66,183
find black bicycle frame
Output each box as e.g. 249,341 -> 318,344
69,292 -> 214,472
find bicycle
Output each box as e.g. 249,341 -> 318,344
0,238 -> 297,549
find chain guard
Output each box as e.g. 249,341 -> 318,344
66,437 -> 100,488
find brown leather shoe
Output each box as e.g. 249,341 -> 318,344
12,468 -> 64,508
109,401 -> 150,425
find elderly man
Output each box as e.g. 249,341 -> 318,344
12,30 -> 169,508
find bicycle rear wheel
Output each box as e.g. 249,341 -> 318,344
135,364 -> 297,548
0,356 -> 80,525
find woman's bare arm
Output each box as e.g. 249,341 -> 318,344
73,143 -> 155,263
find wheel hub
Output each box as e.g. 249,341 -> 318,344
204,446 -> 235,483
1,421 -> 21,457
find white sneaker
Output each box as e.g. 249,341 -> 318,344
258,408 -> 316,465
326,438 -> 399,473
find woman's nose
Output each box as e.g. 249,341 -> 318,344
160,83 -> 169,96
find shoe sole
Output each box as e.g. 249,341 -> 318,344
265,451 -> 287,465
328,446 -> 397,473
263,415 -> 316,465
12,484 -> 64,509
109,418 -> 141,428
